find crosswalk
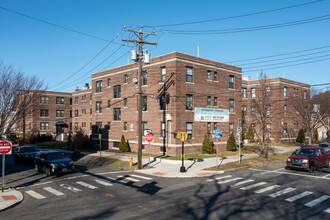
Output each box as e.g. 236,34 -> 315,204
24,173 -> 152,200
208,175 -> 330,215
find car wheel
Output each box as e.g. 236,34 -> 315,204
327,160 -> 330,168
45,168 -> 52,177
35,164 -> 40,173
308,163 -> 315,173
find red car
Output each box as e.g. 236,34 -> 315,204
286,146 -> 330,172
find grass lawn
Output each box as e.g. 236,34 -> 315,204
107,159 -> 152,170
206,151 -> 294,171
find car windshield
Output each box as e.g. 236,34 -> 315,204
20,147 -> 37,153
319,144 -> 329,148
295,148 -> 315,156
46,152 -> 67,160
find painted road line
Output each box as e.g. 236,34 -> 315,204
95,179 -> 113,186
60,184 -> 82,193
130,174 -> 152,180
269,188 -> 296,198
304,195 -> 330,207
285,191 -> 313,202
32,181 -> 54,187
240,182 -> 267,190
217,177 -> 243,184
324,207 -> 330,214
76,181 -> 98,189
231,179 -> 255,187
250,168 -> 330,180
43,187 -> 65,196
215,175 -> 232,180
254,185 -> 280,194
95,171 -> 131,175
25,190 -> 46,199
117,175 -> 140,182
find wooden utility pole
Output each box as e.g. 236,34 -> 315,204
122,26 -> 158,169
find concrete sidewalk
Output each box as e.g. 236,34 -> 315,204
0,188 -> 23,211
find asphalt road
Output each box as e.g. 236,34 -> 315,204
1,155 -> 330,220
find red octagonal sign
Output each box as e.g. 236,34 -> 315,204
145,133 -> 154,143
0,141 -> 12,154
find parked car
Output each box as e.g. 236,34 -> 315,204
34,151 -> 74,176
13,145 -> 39,165
286,146 -> 330,172
318,143 -> 330,153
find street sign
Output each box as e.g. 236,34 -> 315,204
213,134 -> 222,138
213,130 -> 222,134
236,133 -> 240,137
237,127 -> 241,132
0,141 -> 12,154
145,133 -> 154,142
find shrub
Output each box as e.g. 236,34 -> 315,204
247,127 -> 255,143
202,130 -> 213,154
312,129 -> 318,142
119,135 -> 130,152
296,129 -> 306,143
226,132 -> 237,151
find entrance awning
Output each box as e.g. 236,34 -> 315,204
55,121 -> 68,128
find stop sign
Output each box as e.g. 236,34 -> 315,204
145,133 -> 154,142
0,141 -> 12,154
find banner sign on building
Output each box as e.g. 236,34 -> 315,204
194,108 -> 229,122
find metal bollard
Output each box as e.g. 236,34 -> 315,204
129,156 -> 133,167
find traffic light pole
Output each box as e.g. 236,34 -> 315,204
180,141 -> 186,172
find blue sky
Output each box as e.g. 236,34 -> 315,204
1,0 -> 329,92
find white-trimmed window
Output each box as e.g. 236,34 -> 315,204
229,99 -> 235,112
40,109 -> 49,117
96,80 -> 102,93
161,67 -> 166,82
40,122 -> 49,131
207,71 -> 211,80
207,96 -> 211,106
251,88 -> 256,98
114,85 -> 121,98
186,67 -> 193,82
114,108 -> 121,121
229,75 -> 234,89
186,94 -> 193,110
96,101 -> 102,113
186,122 -> 193,139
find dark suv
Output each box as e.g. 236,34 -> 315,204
34,151 -> 74,176
13,145 -> 39,165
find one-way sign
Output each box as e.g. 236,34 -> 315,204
213,130 -> 222,134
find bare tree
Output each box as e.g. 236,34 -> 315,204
0,61 -> 45,141
312,90 -> 330,141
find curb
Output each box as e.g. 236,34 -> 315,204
0,189 -> 24,212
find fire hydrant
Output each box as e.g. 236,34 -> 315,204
129,156 -> 133,167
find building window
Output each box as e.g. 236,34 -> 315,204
251,106 -> 256,116
124,98 -> 127,107
214,122 -> 217,131
56,97 -> 64,104
207,71 -> 211,80
124,74 -> 128,84
82,109 -> 86,115
304,90 -> 307,100
229,75 -> 234,89
40,122 -> 49,131
207,122 -> 211,131
229,123 -> 234,135
214,97 -> 217,106
70,98 -> 72,105
186,94 -> 193,110
40,96 -> 49,104
186,122 -> 193,139
207,96 -> 211,106
284,123 -> 288,134
142,122 -> 147,136
266,105 -> 271,116
266,124 -> 271,138
161,122 -> 165,137
82,122 -> 86,128
107,100 -> 111,108
161,67 -> 166,82
214,72 -> 218,81
74,110 -> 78,117
96,101 -> 102,113
114,85 -> 121,98
96,80 -> 102,93
82,95 -> 86,101
74,97 -> 78,104
56,110 -> 64,117
142,96 -> 147,111
143,71 -> 147,85
186,67 -> 193,82
294,123 -> 298,131
124,122 -> 127,131
241,106 -> 247,116
284,105 -> 287,116
90,108 -> 92,115
90,94 -> 92,101
266,87 -> 271,96
108,78 -> 111,87
284,86 -> 287,97
40,109 -> 49,117
90,123 -> 92,131
229,99 -> 235,112
242,88 -> 247,98
114,108 -> 121,121
251,88 -> 256,98
70,110 -> 72,118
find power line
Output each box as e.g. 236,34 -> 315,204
146,0 -> 323,27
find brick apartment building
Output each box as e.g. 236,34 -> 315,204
18,52 -> 312,156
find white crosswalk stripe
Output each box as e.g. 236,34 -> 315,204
215,175 -> 232,180
60,184 -> 82,193
43,187 -> 65,196
76,181 -> 98,189
254,185 -> 280,194
269,188 -> 296,198
25,190 -> 46,199
240,182 -> 267,190
117,175 -> 140,182
217,177 -> 243,184
130,174 -> 152,180
324,207 -> 330,214
231,179 -> 254,187
95,179 -> 113,186
304,195 -> 330,207
285,191 -> 313,202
